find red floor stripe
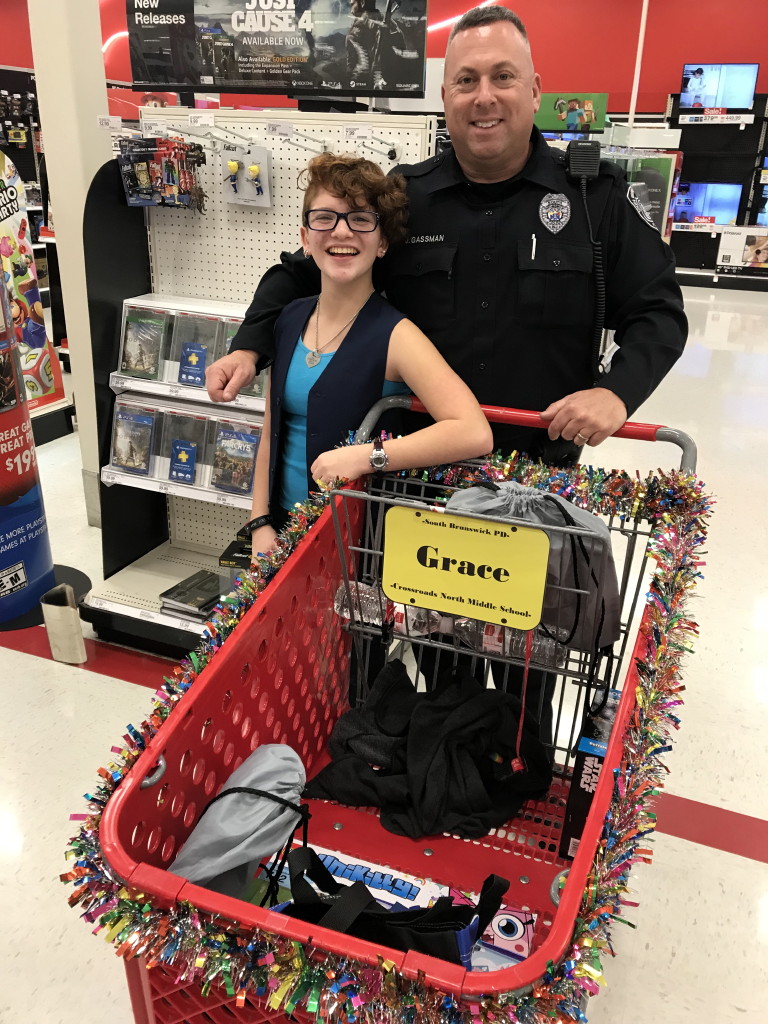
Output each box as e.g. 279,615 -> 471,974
0,625 -> 173,689
654,791 -> 768,863
3,627 -> 766,863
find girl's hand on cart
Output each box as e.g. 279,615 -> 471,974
250,524 -> 279,564
311,445 -> 370,490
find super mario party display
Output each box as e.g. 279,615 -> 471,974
0,153 -> 65,413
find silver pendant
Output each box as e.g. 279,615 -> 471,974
305,349 -> 321,368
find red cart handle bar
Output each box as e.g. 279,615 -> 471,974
357,398 -> 697,472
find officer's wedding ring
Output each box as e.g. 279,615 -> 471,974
575,432 -> 589,445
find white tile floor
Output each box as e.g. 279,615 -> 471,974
2,283 -> 767,1023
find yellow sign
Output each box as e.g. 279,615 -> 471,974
382,506 -> 550,629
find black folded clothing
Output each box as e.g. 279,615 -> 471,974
304,659 -> 552,839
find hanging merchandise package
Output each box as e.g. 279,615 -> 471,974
169,744 -> 308,902
445,482 -> 621,653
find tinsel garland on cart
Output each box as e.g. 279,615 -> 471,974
62,451 -> 712,1024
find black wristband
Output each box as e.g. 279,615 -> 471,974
242,514 -> 273,534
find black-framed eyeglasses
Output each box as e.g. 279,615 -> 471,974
303,208 -> 380,232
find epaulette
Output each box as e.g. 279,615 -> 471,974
395,151 -> 447,179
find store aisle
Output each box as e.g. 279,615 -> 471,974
2,283 -> 767,1024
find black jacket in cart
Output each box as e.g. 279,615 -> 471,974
303,659 -> 552,840
232,128 -> 687,457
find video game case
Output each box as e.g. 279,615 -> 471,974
161,412 -> 211,486
210,421 -> 260,495
172,313 -> 223,388
111,403 -> 158,476
120,306 -> 169,380
159,569 -> 226,615
223,318 -> 268,399
219,539 -> 252,570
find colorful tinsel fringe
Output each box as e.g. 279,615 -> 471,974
62,452 -> 713,1024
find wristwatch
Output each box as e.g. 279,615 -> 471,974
369,438 -> 389,471
242,514 -> 272,534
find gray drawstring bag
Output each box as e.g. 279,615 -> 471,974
445,482 -> 620,653
169,744 -> 307,903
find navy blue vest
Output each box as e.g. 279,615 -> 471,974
267,292 -> 405,510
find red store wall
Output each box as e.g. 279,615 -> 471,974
2,0 -> 768,114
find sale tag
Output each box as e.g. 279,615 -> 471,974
189,112 -> 216,127
97,115 -> 122,131
381,507 -> 550,629
344,124 -> 371,141
267,121 -> 294,137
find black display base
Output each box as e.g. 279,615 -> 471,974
78,603 -> 198,660
31,403 -> 75,445
0,564 -> 92,632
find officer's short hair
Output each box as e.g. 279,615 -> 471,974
299,153 -> 408,246
447,5 -> 529,47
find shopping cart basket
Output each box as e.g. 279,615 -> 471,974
95,405 -> 697,1024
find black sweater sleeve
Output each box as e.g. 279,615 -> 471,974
228,248 -> 321,368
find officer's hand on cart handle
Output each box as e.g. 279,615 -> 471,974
205,350 -> 259,403
540,388 -> 628,447
249,524 -> 279,564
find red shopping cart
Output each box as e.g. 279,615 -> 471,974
85,405 -> 700,1024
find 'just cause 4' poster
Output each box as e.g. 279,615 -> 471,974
0,153 -> 65,414
126,0 -> 427,97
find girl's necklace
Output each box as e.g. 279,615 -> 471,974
305,293 -> 372,368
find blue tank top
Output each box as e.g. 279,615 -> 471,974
279,335 -> 410,509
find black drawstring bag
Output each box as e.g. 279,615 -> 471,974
273,846 -> 509,968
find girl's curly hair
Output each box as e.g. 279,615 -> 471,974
300,152 -> 408,246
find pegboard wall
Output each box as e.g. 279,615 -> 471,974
139,109 -> 437,305
169,495 -> 248,556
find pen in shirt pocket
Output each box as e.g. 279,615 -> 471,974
531,232 -> 537,260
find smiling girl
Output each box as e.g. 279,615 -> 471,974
245,152 -> 492,557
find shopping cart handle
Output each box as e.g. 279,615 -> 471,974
356,397 -> 697,472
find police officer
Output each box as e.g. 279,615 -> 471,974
206,5 -> 687,462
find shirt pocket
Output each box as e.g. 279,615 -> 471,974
516,240 -> 593,328
386,244 -> 457,333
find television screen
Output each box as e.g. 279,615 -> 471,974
755,185 -> 768,228
679,63 -> 759,109
541,131 -> 588,142
673,182 -> 742,225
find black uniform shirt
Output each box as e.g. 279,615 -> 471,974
231,128 -> 687,452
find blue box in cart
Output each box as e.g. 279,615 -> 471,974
559,689 -> 621,861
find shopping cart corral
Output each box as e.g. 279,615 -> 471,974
64,407 -> 712,1024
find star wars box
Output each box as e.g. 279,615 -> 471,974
559,688 -> 621,861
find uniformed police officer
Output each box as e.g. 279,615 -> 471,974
205,5 -> 687,462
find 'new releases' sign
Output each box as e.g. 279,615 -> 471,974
126,0 -> 427,97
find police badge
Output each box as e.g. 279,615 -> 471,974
539,193 -> 571,234
627,185 -> 659,231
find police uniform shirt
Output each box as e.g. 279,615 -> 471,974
232,127 -> 686,451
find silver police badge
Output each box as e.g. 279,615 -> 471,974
627,185 -> 659,231
539,193 -> 571,234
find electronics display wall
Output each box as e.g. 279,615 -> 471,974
666,91 -> 768,280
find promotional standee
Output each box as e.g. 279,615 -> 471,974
0,280 -> 55,622
0,153 -> 66,413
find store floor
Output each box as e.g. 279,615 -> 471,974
2,284 -> 767,1024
